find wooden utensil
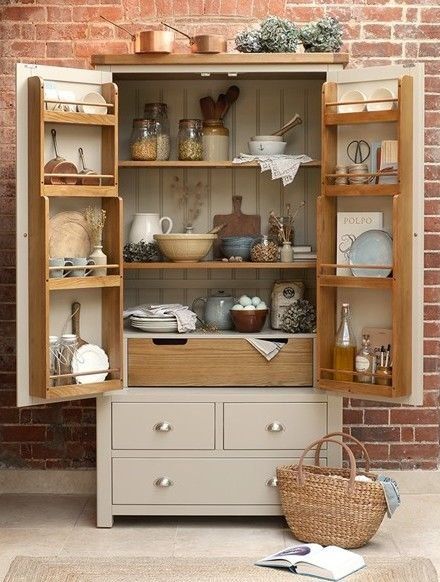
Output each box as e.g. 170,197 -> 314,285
44,129 -> 78,185
272,113 -> 302,137
72,302 -> 87,348
216,93 -> 228,119
225,85 -> 240,111
200,96 -> 216,120
212,196 -> 261,258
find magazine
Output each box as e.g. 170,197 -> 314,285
256,544 -> 365,580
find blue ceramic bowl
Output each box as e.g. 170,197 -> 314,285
221,236 -> 259,260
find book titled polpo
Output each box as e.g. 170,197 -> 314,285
336,212 -> 383,276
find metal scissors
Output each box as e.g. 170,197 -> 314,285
347,140 -> 370,164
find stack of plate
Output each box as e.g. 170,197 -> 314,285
130,314 -> 178,333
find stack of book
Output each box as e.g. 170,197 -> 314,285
293,245 -> 317,262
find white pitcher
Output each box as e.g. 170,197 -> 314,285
129,213 -> 173,244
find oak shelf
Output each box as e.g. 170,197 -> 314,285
124,261 -> 317,270
46,378 -> 122,399
119,160 -> 321,169
48,275 -> 122,291
324,184 -> 398,197
44,110 -> 116,126
317,377 -> 393,397
42,184 -> 118,197
324,109 -> 399,126
318,274 -> 393,289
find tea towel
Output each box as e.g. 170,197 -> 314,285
123,304 -> 197,333
233,154 -> 313,185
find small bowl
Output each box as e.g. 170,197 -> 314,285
248,141 -> 287,155
230,308 -> 268,333
366,87 -> 395,112
221,235 -> 259,260
154,234 -> 216,262
251,135 -> 284,142
78,92 -> 108,114
338,90 -> 367,114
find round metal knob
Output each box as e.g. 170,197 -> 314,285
154,477 -> 173,488
266,421 -> 285,433
266,477 -> 278,487
153,422 -> 173,432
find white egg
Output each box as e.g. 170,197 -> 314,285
239,295 -> 252,307
243,305 -> 255,310
232,304 -> 244,310
256,302 -> 267,310
251,296 -> 261,306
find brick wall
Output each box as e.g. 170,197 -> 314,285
0,0 -> 439,470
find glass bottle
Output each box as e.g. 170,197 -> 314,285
355,334 -> 376,384
280,241 -> 294,263
178,119 -> 203,161
144,103 -> 170,160
130,118 -> 158,161
333,303 -> 356,381
49,335 -> 59,387
202,119 -> 229,161
58,334 -> 78,386
250,235 -> 279,263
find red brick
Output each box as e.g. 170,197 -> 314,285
424,340 -> 440,355
420,8 -> 440,21
285,6 -> 325,21
425,130 -> 440,147
425,146 -> 440,162
419,43 -> 440,58
364,409 -> 389,424
72,6 -> 124,22
357,7 -> 403,21
390,408 -> 439,425
390,443 -> 440,460
343,408 -> 363,424
401,427 -> 414,442
363,24 -> 391,39
394,25 -> 440,41
1,425 -> 46,442
351,42 -> 402,58
2,7 -> 46,22
46,42 -> 74,59
74,41 -> 129,58
425,321 -> 440,337
415,426 -> 439,442
46,6 -> 72,22
351,426 -> 400,442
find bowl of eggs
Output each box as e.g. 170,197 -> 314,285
230,295 -> 268,333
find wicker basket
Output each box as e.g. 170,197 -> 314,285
277,432 -> 388,549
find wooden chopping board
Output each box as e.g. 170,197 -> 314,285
213,196 -> 261,258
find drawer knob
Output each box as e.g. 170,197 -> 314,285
266,477 -> 278,487
154,477 -> 173,488
266,421 -> 285,433
153,422 -> 173,432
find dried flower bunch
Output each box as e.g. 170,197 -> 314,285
84,206 -> 106,246
282,298 -> 316,334
123,241 -> 161,263
235,16 -> 343,54
269,201 -> 305,244
171,176 -> 206,231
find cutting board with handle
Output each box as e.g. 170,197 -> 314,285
213,196 -> 261,258
72,301 -> 87,348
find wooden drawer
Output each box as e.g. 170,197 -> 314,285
112,458 -> 295,505
224,403 -> 327,450
112,403 -> 215,450
127,338 -> 313,387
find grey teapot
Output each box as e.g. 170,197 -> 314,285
192,290 -> 235,330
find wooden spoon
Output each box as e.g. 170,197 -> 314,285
223,85 -> 240,118
216,93 -> 228,119
200,96 -> 216,120
72,302 -> 87,348
272,113 -> 303,137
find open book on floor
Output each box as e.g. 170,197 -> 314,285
255,544 -> 365,581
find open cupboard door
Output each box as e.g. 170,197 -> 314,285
316,64 -> 424,405
16,63 -> 123,406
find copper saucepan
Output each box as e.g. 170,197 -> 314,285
44,129 -> 78,185
100,16 -> 174,54
78,147 -> 100,186
161,22 -> 227,54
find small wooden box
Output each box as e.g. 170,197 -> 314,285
127,338 -> 313,387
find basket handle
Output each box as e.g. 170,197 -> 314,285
314,432 -> 371,472
297,437 -> 357,490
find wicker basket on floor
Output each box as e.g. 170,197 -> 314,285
277,432 -> 388,549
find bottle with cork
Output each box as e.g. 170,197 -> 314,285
333,303 -> 357,381
355,334 -> 376,383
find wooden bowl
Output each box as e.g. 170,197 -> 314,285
230,309 -> 268,333
154,234 -> 217,262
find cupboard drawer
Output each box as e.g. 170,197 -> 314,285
112,403 -> 214,450
224,403 -> 327,450
127,338 -> 313,387
112,458 -> 295,505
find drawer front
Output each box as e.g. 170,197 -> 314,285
112,458 -> 294,505
224,403 -> 327,450
128,338 -> 313,387
112,403 -> 215,450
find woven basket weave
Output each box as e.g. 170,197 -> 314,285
277,432 -> 388,549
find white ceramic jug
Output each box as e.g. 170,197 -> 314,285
129,213 -> 173,244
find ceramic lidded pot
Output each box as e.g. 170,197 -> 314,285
129,213 -> 173,244
192,290 -> 235,330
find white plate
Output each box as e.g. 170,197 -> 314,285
72,344 -> 109,384
366,88 -> 395,112
338,90 -> 366,113
348,229 -> 393,278
78,92 -> 108,114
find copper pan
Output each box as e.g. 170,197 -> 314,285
100,16 -> 174,54
44,129 -> 78,185
161,22 -> 227,54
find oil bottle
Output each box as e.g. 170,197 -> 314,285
333,303 -> 356,381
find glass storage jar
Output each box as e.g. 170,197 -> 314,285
202,120 -> 229,161
130,118 -> 158,161
58,333 -> 78,386
250,235 -> 279,263
178,119 -> 203,161
49,335 -> 59,387
144,103 -> 170,160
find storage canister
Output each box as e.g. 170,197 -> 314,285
270,280 -> 305,330
144,103 -> 170,160
178,119 -> 203,161
202,120 -> 229,161
130,119 -> 158,161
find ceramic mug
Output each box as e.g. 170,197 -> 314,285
65,257 -> 96,277
49,257 -> 73,278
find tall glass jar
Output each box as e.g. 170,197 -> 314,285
202,120 -> 229,161
130,118 -> 158,161
144,103 -> 170,160
178,119 -> 203,161
250,235 -> 279,263
49,335 -> 59,387
58,333 -> 78,386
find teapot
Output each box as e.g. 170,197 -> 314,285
192,290 -> 235,330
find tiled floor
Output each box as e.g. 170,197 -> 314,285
0,493 -> 438,580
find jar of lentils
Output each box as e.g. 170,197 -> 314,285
130,118 -> 158,161
144,103 -> 170,161
178,119 -> 203,161
250,235 -> 279,263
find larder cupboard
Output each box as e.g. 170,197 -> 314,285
16,54 -> 424,526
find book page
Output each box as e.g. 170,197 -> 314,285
257,544 -> 322,567
297,546 -> 365,579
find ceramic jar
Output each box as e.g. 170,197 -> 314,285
202,120 -> 229,161
129,213 -> 173,244
192,290 -> 236,330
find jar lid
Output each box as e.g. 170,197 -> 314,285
179,118 -> 202,126
144,102 -> 167,111
132,118 -> 158,128
61,333 -> 77,343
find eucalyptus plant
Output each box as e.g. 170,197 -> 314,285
281,298 -> 316,334
259,16 -> 300,53
299,17 -> 343,53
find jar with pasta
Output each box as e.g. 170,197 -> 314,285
130,119 -> 158,161
144,103 -> 170,161
250,235 -> 279,263
178,119 -> 203,161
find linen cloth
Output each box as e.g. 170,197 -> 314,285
233,154 -> 313,185
246,339 -> 286,361
123,304 -> 197,333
